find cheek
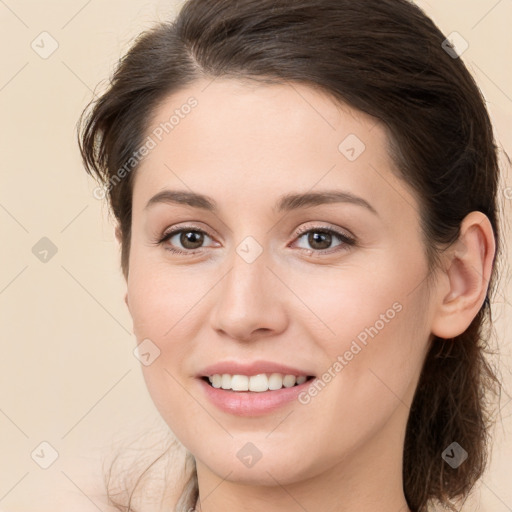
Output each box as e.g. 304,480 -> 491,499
127,254 -> 205,341
288,254 -> 424,353
127,270 -> 204,445
126,256 -> 217,427
290,295 -> 430,476
292,257 -> 431,421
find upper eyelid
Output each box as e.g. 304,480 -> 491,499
295,222 -> 355,239
161,224 -> 215,240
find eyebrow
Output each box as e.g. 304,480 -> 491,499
144,189 -> 378,216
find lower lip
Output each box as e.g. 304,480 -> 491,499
197,377 -> 315,416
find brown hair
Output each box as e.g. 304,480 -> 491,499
77,1 -> 503,510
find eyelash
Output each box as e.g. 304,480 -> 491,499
155,224 -> 356,257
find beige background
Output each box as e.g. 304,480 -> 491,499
1,0 -> 511,510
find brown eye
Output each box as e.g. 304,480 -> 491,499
178,230 -> 205,250
307,231 -> 333,250
293,226 -> 356,254
158,227 -> 215,255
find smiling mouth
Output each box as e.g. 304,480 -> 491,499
201,374 -> 316,392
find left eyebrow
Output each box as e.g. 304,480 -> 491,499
144,189 -> 378,216
275,190 -> 378,216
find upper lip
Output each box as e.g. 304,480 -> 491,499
197,360 -> 315,378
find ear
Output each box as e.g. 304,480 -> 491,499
114,225 -> 130,311
114,224 -> 123,245
431,211 -> 496,339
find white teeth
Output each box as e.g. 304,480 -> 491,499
231,374 -> 249,391
268,373 -> 283,390
250,373 -> 268,393
211,374 -> 222,388
208,373 -> 309,392
221,374 -> 231,390
282,374 -> 296,388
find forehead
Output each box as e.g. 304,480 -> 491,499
141,77 -> 389,165
132,78 -> 415,219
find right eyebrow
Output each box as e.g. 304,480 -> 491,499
144,190 -> 217,212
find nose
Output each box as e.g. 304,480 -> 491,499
209,248 -> 288,342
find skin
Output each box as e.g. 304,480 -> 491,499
121,78 -> 495,512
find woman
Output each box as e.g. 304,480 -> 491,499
78,0 -> 502,510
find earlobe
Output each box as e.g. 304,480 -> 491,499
431,211 -> 495,339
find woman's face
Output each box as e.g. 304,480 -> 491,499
126,78 -> 437,487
